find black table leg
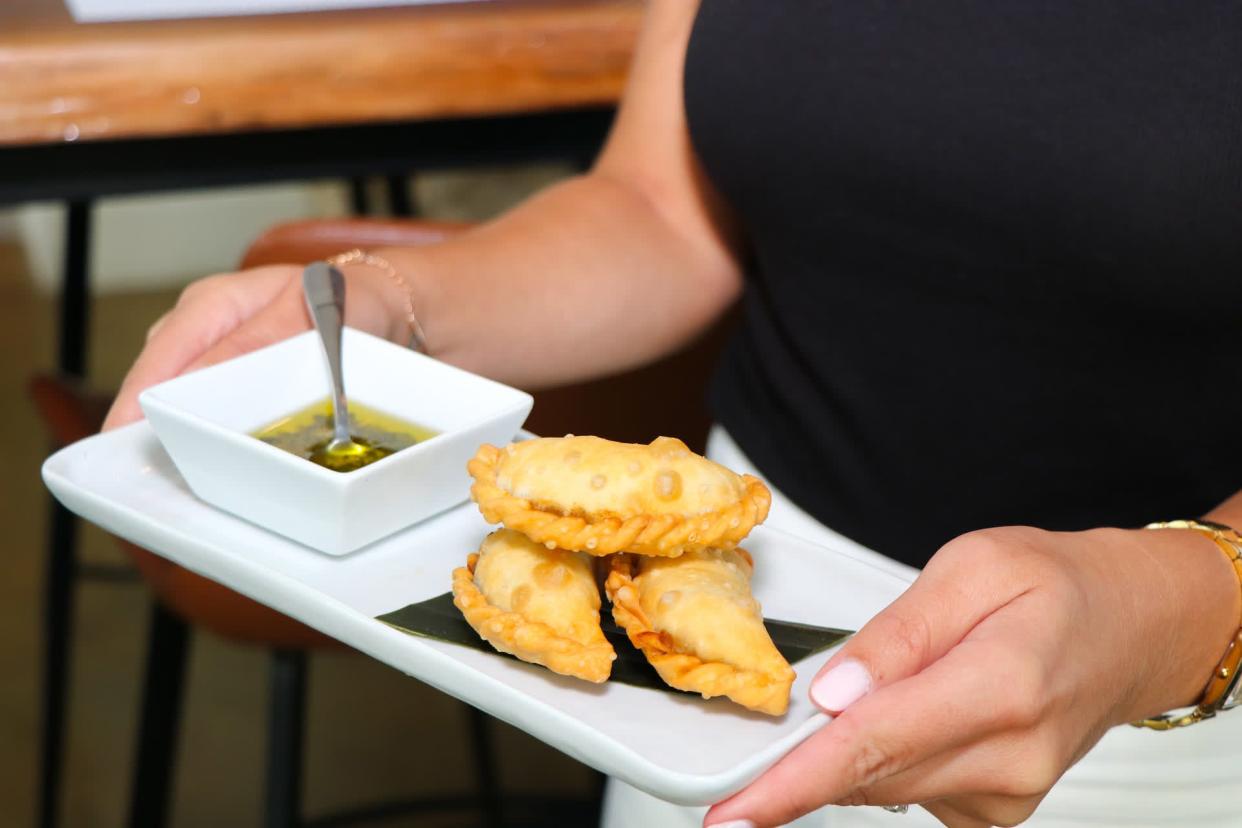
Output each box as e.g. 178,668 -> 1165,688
384,175 -> 414,217
38,198 -> 93,828
38,499 -> 78,828
266,650 -> 307,828
348,178 -> 370,216
59,200 -> 92,376
128,602 -> 191,828
468,706 -> 502,828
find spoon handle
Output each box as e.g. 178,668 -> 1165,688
302,262 -> 351,445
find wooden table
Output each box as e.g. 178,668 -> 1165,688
3,4 -> 641,826
0,0 -> 641,202
0,0 -> 640,145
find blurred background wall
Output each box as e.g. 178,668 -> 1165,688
1,168 -> 566,295
5,184 -> 348,294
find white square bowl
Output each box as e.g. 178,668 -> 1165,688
138,328 -> 532,555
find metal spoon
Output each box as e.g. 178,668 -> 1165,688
302,262 -> 381,471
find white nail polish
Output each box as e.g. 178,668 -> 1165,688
810,658 -> 872,713
706,821 -> 756,828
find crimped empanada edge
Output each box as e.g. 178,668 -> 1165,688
467,442 -> 772,558
603,553 -> 796,716
452,552 -> 616,683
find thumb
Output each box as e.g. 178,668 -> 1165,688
180,276 -> 310,374
102,266 -> 298,432
810,534 -> 1020,713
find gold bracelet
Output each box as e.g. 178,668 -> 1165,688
326,248 -> 428,353
1131,519 -> 1242,730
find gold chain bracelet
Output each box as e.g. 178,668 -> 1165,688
1131,519 -> 1242,730
326,248 -> 428,353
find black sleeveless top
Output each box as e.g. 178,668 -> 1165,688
685,2 -> 1242,566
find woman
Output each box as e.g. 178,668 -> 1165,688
105,2 -> 1242,826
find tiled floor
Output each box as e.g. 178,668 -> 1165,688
0,168 -> 599,826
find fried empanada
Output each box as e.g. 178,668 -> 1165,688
452,529 -> 615,682
468,436 -> 770,558
605,548 -> 795,715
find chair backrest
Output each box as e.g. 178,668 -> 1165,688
29,376 -> 112,447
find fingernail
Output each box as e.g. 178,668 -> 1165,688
706,821 -> 756,828
810,657 -> 872,712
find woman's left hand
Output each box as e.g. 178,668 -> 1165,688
704,524 -> 1240,828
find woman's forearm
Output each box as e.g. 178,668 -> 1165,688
374,171 -> 744,389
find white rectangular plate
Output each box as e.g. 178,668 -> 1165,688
42,422 -> 910,805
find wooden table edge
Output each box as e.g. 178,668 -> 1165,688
0,0 -> 642,147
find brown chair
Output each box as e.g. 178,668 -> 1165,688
32,217 -> 733,828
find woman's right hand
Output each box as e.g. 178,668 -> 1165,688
102,262 -> 408,432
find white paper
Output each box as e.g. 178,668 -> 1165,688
66,0 -> 486,24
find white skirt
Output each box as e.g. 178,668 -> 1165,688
601,427 -> 1242,828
